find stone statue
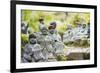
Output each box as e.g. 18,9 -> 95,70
22,33 -> 45,63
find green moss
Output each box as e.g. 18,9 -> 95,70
56,55 -> 67,61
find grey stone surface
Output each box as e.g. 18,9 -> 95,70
67,53 -> 84,60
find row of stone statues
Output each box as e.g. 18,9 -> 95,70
21,19 -> 65,62
63,23 -> 90,43
21,19 -> 90,63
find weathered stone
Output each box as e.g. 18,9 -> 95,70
67,53 -> 84,60
54,41 -> 64,55
63,29 -> 74,43
63,25 -> 89,43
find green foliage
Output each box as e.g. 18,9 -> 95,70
56,55 -> 67,61
21,34 -> 28,49
21,34 -> 28,42
22,10 -> 90,34
22,10 -> 32,23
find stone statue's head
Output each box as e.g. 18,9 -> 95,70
48,22 -> 57,34
82,24 -> 86,28
49,29 -> 55,34
29,33 -> 37,44
67,25 -> 72,30
50,22 -> 57,29
39,18 -> 44,24
41,27 -> 48,35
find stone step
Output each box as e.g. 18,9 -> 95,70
64,46 -> 90,55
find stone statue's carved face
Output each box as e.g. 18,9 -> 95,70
49,29 -> 55,34
41,28 -> 48,35
82,24 -> 86,28
29,38 -> 37,44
